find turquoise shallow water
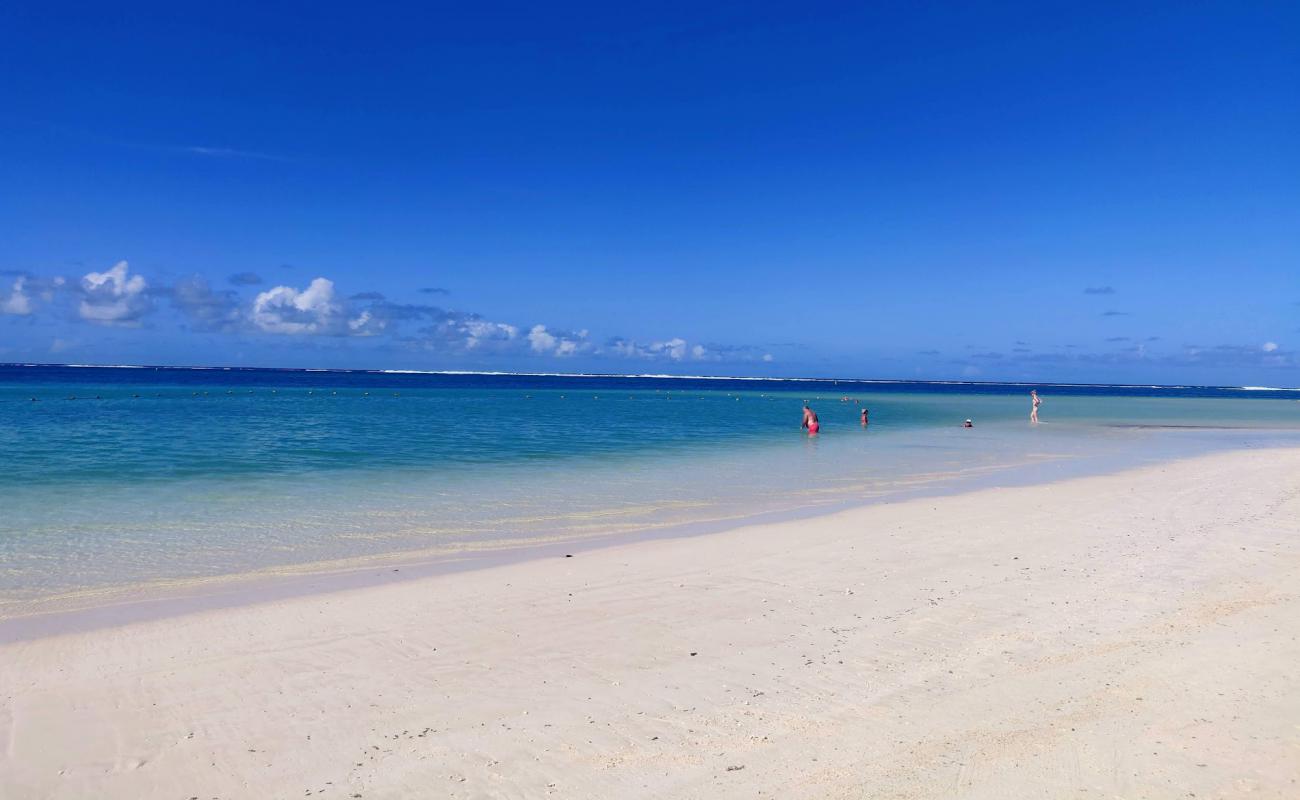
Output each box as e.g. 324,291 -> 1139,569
2,365 -> 1299,613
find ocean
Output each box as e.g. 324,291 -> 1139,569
3,364 -> 1299,617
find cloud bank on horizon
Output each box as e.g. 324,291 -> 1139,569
1,260 -> 1294,383
1,261 -> 771,368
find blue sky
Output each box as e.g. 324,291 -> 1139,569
1,2 -> 1297,384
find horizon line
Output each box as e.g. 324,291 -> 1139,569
2,361 -> 1297,392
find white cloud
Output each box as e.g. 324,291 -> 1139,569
7,260 -> 782,370
627,337 -> 689,361
348,309 -> 385,336
554,338 -> 580,356
527,324 -> 557,353
1,277 -> 32,315
407,314 -> 519,352
252,278 -> 340,334
1263,341 -> 1279,352
79,261 -> 151,324
527,324 -> 589,356
464,320 -> 518,349
608,336 -> 694,361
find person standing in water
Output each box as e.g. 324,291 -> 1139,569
860,408 -> 869,426
1030,389 -> 1042,423
802,404 -> 820,434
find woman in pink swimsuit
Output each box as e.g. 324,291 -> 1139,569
802,404 -> 820,434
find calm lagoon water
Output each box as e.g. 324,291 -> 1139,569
2,365 -> 1299,614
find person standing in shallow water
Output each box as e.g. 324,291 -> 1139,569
860,408 -> 869,426
802,404 -> 820,434
1030,389 -> 1042,423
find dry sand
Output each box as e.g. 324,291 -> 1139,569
2,447 -> 1299,799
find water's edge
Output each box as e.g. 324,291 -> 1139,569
4,438 -> 1292,644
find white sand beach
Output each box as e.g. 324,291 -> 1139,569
3,447 -> 1299,799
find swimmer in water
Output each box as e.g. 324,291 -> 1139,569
963,419 -> 973,428
1030,389 -> 1041,424
860,408 -> 869,426
802,404 -> 820,434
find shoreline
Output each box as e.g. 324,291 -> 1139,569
3,436 -> 1289,643
3,446 -> 1298,798
1,464 -> 1031,643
